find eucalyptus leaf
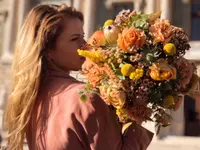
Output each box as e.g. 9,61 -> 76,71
77,90 -> 84,95
154,51 -> 162,57
124,55 -> 128,59
115,69 -> 122,75
80,94 -> 88,102
130,14 -> 149,30
141,14 -> 149,20
119,63 -> 124,68
99,74 -> 108,78
135,21 -> 141,27
143,24 -> 149,30
150,90 -> 162,103
118,75 -> 126,80
110,62 -> 116,71
160,83 -> 172,91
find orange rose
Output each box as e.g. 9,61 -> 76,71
99,85 -> 126,109
149,19 -> 172,44
149,59 -> 177,81
117,27 -> 146,52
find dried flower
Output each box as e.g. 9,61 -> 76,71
149,19 -> 172,44
169,26 -> 190,57
176,57 -> 194,89
114,9 -> 132,29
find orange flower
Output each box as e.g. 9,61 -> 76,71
149,59 -> 176,81
149,19 -> 172,43
117,27 -> 146,52
82,60 -> 120,87
82,60 -> 104,87
99,85 -> 126,109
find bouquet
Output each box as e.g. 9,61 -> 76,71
77,10 -> 199,130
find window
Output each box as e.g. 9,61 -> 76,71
191,1 -> 200,41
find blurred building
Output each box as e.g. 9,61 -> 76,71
0,0 -> 200,147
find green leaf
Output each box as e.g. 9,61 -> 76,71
99,74 -> 108,78
110,62 -> 116,71
150,90 -> 162,103
160,83 -> 172,91
117,75 -> 126,80
80,94 -> 88,102
135,21 -> 141,27
143,24 -> 149,30
115,68 -> 122,74
130,14 -> 149,30
119,63 -> 124,68
124,55 -> 128,59
77,90 -> 84,94
146,53 -> 155,62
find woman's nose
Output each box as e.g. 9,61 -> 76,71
80,39 -> 86,47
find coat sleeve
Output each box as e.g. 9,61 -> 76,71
121,123 -> 154,150
64,85 -> 154,150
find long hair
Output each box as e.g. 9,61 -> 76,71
4,4 -> 83,150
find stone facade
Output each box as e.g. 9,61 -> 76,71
0,0 -> 200,142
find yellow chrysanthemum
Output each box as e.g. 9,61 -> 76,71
163,43 -> 176,55
121,64 -> 135,76
129,68 -> 144,80
116,108 -> 129,122
77,49 -> 105,63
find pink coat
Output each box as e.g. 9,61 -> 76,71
26,69 -> 153,150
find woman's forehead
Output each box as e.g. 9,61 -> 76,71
62,17 -> 84,36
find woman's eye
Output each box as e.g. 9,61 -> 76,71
71,37 -> 78,41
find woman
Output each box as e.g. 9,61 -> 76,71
5,4 -> 153,150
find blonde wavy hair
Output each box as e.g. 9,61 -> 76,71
4,4 -> 83,150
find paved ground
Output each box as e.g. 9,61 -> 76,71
148,136 -> 200,150
143,121 -> 200,150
